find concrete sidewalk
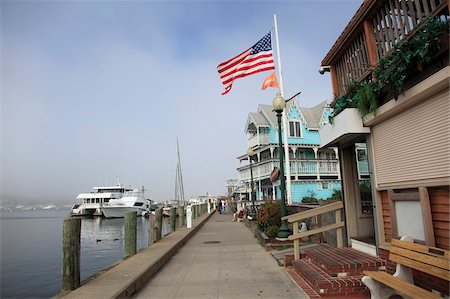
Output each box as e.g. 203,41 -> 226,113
134,213 -> 308,299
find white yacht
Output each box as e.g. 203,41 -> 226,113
71,184 -> 131,216
100,187 -> 149,218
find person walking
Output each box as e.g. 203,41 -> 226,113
218,200 -> 222,214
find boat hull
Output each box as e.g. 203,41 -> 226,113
101,207 -> 145,218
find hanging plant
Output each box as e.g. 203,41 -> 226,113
354,81 -> 380,117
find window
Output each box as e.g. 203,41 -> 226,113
317,181 -> 331,190
289,121 -> 301,137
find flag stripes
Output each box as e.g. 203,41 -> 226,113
217,32 -> 275,95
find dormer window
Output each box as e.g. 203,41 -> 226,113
289,120 -> 302,138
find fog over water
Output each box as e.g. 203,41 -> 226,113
1,1 -> 362,204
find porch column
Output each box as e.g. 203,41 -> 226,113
333,147 -> 341,180
272,185 -> 276,200
291,147 -> 297,178
340,145 -> 360,244
313,147 -> 319,180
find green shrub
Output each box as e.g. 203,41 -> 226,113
256,200 -> 281,232
302,190 -> 318,203
329,189 -> 342,201
264,225 -> 280,238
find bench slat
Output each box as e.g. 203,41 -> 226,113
392,239 -> 449,259
390,253 -> 450,281
390,246 -> 450,271
363,271 -> 443,299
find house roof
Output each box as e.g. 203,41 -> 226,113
249,112 -> 269,126
299,100 -> 329,129
245,99 -> 328,131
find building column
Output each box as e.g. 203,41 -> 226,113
333,147 -> 341,180
313,147 -> 319,180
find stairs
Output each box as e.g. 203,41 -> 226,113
290,245 -> 386,297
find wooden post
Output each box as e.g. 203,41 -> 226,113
170,207 -> 176,233
154,208 -> 163,242
419,187 -> 436,246
148,213 -> 155,247
193,205 -> 197,219
336,209 -> 343,248
293,221 -> 300,260
124,211 -> 137,258
179,206 -> 185,227
62,217 -> 81,292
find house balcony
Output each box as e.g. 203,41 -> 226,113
248,133 -> 270,148
238,159 -> 340,182
320,108 -> 371,148
322,0 -> 449,101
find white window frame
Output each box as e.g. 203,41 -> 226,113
289,120 -> 302,138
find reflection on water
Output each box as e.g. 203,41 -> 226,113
0,209 -> 170,299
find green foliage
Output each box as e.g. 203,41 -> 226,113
354,81 -> 380,117
302,190 -> 318,203
329,189 -> 342,201
359,181 -> 372,203
256,200 -> 281,232
264,225 -> 280,238
329,17 -> 449,122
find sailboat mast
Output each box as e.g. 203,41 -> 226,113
177,139 -> 185,205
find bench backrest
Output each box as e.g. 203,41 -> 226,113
389,239 -> 450,281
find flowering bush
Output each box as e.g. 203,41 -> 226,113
256,200 -> 281,235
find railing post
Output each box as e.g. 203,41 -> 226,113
207,201 -> 211,214
336,209 -> 343,248
124,211 -> 137,258
170,207 -> 176,233
148,213 -> 155,246
179,206 -> 185,227
293,222 -> 300,260
62,217 -> 81,292
154,208 -> 163,242
186,205 -> 192,228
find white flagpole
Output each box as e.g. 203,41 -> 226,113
273,14 -> 292,205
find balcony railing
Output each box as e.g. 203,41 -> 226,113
329,0 -> 448,98
239,159 -> 340,181
248,133 -> 270,148
358,160 -> 370,176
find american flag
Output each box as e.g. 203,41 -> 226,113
217,32 -> 275,95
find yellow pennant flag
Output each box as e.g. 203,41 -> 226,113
261,71 -> 279,90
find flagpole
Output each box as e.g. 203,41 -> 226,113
273,14 -> 292,206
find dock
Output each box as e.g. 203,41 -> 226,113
56,211 -> 308,299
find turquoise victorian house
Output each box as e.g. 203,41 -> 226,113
237,99 -> 347,204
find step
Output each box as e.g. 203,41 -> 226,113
292,259 -> 370,297
305,246 -> 386,277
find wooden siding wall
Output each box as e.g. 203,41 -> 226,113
429,187 -> 450,249
381,190 -> 392,242
380,187 -> 450,250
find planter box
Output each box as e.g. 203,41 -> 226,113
319,108 -> 370,148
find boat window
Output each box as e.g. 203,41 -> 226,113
134,202 -> 144,206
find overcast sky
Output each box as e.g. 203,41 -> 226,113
1,0 -> 361,204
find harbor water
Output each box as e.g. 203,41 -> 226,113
0,208 -> 170,299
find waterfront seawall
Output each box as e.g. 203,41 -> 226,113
53,210 -> 215,299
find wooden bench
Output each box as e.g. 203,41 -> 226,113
362,236 -> 450,299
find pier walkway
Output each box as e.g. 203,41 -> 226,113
134,212 -> 308,299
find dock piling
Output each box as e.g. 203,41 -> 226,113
179,206 -> 185,227
62,217 -> 81,292
124,211 -> 137,258
148,213 -> 155,246
154,208 -> 163,242
170,207 -> 176,233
